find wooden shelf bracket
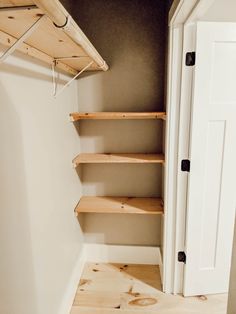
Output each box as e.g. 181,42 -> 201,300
52,60 -> 94,97
0,13 -> 46,64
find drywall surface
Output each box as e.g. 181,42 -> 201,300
0,49 -> 83,314
70,0 -> 168,246
227,217 -> 236,314
202,0 -> 236,21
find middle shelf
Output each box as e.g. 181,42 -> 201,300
73,153 -> 165,167
70,112 -> 166,121
75,196 -> 164,215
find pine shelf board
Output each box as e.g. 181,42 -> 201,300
73,153 -> 165,166
0,0 -> 108,74
0,1 -> 33,6
70,112 -> 166,121
75,196 -> 164,215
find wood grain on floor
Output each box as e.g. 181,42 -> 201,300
70,263 -> 228,314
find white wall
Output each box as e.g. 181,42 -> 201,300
0,49 -> 83,314
202,0 -> 236,21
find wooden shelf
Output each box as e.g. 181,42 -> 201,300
73,153 -> 165,166
75,196 -> 164,215
0,0 -> 108,75
70,112 -> 166,121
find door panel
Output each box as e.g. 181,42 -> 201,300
184,22 -> 236,296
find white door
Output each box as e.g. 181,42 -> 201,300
184,22 -> 236,297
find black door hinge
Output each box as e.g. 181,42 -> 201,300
181,159 -> 190,172
185,52 -> 196,66
178,251 -> 186,264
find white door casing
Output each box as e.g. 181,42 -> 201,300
184,22 -> 236,296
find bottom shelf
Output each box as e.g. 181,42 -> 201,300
75,196 -> 163,215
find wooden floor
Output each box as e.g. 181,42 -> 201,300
70,263 -> 228,314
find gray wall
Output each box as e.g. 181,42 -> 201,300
67,0 -> 168,246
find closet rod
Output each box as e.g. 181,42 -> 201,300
32,0 -> 108,71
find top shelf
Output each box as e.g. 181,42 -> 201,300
70,112 -> 166,121
0,0 -> 108,75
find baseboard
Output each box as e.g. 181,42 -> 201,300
84,243 -> 162,265
58,246 -> 86,314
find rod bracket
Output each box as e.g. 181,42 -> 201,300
53,15 -> 71,30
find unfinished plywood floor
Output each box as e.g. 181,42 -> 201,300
70,263 -> 227,314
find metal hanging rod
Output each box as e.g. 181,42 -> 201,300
0,5 -> 38,12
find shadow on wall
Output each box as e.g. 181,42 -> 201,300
74,120 -> 164,153
0,44 -> 68,84
81,164 -> 162,197
0,84 -> 38,314
81,212 -> 162,246
71,0 -> 167,112
77,163 -> 163,246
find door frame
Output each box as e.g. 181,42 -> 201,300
163,0 -> 216,294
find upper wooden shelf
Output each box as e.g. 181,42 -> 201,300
73,153 -> 165,167
70,112 -> 166,121
0,0 -> 108,75
75,196 -> 164,215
